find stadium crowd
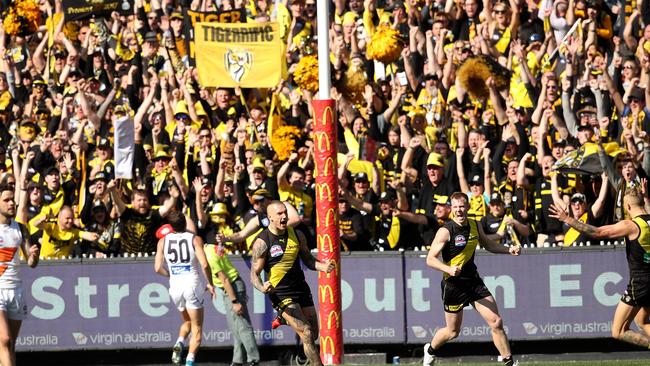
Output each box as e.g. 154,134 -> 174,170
0,0 -> 649,259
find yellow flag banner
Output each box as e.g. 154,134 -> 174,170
194,22 -> 285,88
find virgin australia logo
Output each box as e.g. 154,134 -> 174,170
72,332 -> 88,345
522,322 -> 538,335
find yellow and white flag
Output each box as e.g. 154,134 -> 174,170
194,22 -> 285,88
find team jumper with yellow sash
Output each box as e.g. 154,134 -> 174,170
439,219 -> 493,313
260,226 -> 313,310
621,215 -> 650,307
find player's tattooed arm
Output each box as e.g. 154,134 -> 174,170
297,230 -> 317,271
250,238 -> 269,293
565,217 -> 599,237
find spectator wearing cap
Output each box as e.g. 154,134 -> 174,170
375,188 -> 424,250
456,145 -> 491,221
40,166 -> 66,209
169,12 -> 188,59
23,182 -> 44,222
148,146 -> 173,195
622,86 -> 650,135
196,200 -> 240,252
24,76 -> 51,118
31,205 -> 99,259
337,194 -> 370,251
76,201 -> 120,258
340,169 -> 378,232
81,171 -> 112,218
89,138 -> 115,180
551,171 -> 609,246
413,151 -> 456,218
481,192 -> 507,238
241,156 -> 278,199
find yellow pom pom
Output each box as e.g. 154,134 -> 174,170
293,55 -> 320,93
366,25 -> 404,64
271,126 -> 303,161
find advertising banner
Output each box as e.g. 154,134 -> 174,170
405,248 -> 628,342
17,254 -> 404,351
15,248 -> 627,350
63,0 -> 134,21
194,22 -> 285,88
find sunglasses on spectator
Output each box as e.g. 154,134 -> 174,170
176,115 -> 190,121
623,65 -> 635,70
629,97 -> 641,104
579,112 -> 596,118
494,9 -> 506,14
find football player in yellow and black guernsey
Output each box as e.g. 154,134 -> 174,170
423,192 -> 520,366
550,188 -> 650,349
250,201 -> 334,366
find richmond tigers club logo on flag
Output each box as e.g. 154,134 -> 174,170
194,22 -> 286,88
224,48 -> 252,83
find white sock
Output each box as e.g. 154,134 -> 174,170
186,352 -> 195,362
176,337 -> 186,346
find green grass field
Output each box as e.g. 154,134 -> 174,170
422,362 -> 649,366
368,360 -> 650,365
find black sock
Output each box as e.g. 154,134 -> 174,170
503,356 -> 514,366
427,344 -> 436,355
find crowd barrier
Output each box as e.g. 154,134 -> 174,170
17,245 -> 629,351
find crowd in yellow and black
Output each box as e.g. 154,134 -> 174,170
0,0 -> 649,259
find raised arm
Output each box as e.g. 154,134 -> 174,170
19,224 -> 39,268
456,147 -> 469,193
194,236 -> 215,298
107,180 -> 126,216
158,184 -> 180,217
154,238 -> 169,277
297,230 -> 335,272
549,204 -> 637,238
477,220 -> 520,254
590,172 -> 609,219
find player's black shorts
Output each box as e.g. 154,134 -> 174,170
269,281 -> 314,311
621,275 -> 650,307
441,276 -> 492,313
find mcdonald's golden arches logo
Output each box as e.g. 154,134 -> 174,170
319,284 -> 334,303
315,183 -> 333,201
320,336 -> 336,355
319,106 -> 333,126
314,131 -> 331,152
322,208 -> 337,228
327,310 -> 341,329
317,233 -> 334,252
314,156 -> 335,178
